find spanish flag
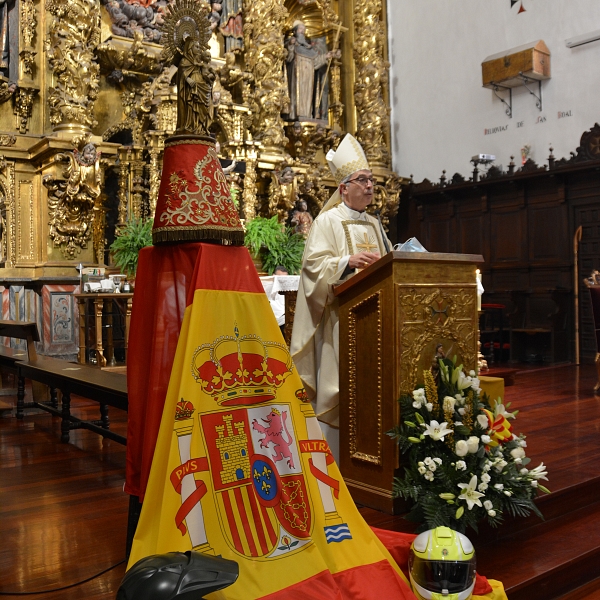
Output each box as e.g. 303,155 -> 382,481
128,243 -> 416,599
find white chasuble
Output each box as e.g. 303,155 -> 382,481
290,202 -> 390,448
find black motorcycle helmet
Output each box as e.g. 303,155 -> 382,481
117,551 -> 239,600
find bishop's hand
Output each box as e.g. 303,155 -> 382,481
349,252 -> 380,270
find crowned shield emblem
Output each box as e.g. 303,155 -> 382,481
201,404 -> 313,559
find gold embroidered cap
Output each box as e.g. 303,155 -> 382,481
320,134 -> 370,213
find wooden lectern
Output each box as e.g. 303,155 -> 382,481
335,251 -> 483,514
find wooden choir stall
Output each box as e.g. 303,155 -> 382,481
335,251 -> 483,514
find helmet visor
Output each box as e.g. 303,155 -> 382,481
409,556 -> 476,594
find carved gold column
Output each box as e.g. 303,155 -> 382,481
117,147 -> 130,226
19,0 -> 37,79
46,0 -> 100,136
242,143 -> 259,224
243,0 -> 288,163
144,132 -> 165,217
130,148 -> 146,219
0,156 -> 15,268
353,0 -> 391,169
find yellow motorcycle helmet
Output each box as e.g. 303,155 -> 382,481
408,526 -> 476,600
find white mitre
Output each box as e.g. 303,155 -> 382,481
320,133 -> 370,213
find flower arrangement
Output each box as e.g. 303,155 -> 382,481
388,354 -> 550,534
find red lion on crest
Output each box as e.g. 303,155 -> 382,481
252,408 -> 295,469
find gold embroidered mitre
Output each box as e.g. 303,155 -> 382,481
320,134 -> 370,213
326,134 -> 370,184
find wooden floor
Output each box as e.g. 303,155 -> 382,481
2,364 -> 600,598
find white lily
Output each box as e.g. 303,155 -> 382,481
529,462 -> 549,481
458,475 -> 485,510
421,420 -> 453,441
456,370 -> 472,391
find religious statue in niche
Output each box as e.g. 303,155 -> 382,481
284,20 -> 340,121
290,199 -> 313,237
219,0 -> 243,53
43,143 -> 102,258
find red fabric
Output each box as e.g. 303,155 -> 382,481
370,527 -> 493,596
152,138 -> 243,241
258,561 -> 416,600
184,243 -> 262,304
125,243 -> 262,500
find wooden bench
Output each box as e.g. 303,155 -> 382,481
17,356 -> 128,444
0,319 -> 128,444
0,320 -> 40,404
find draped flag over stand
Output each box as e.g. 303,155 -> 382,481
128,243 -> 416,600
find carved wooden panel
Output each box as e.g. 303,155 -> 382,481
397,284 -> 478,395
348,292 -> 382,465
529,204 -> 567,262
492,209 -> 524,263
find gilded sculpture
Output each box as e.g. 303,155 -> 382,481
43,143 -> 102,258
45,0 -> 100,132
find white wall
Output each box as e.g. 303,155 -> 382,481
387,0 -> 600,181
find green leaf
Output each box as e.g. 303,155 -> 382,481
109,218 -> 153,278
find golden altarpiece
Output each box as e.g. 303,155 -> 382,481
0,0 -> 402,357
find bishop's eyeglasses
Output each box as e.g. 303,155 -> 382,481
346,175 -> 375,187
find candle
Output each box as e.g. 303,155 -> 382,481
476,269 -> 482,312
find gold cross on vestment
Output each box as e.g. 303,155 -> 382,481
356,232 -> 377,253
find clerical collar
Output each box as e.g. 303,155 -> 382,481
340,202 -> 367,219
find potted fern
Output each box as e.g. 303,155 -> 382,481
109,218 -> 153,283
244,215 -> 304,275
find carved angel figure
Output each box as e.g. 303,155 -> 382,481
43,144 -> 101,258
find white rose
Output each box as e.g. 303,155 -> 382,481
481,473 -> 491,483
478,482 -> 488,491
418,466 -> 427,475
458,407 -> 466,416
425,402 -> 433,412
424,471 -> 434,481
483,500 -> 493,510
455,460 -> 467,471
477,414 -> 489,429
443,396 -> 456,411
494,483 -> 504,490
494,459 -> 507,472
433,457 -> 442,465
488,509 -> 497,517
481,435 -> 491,444
455,440 -> 469,457
510,447 -> 526,460
466,436 -> 480,454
